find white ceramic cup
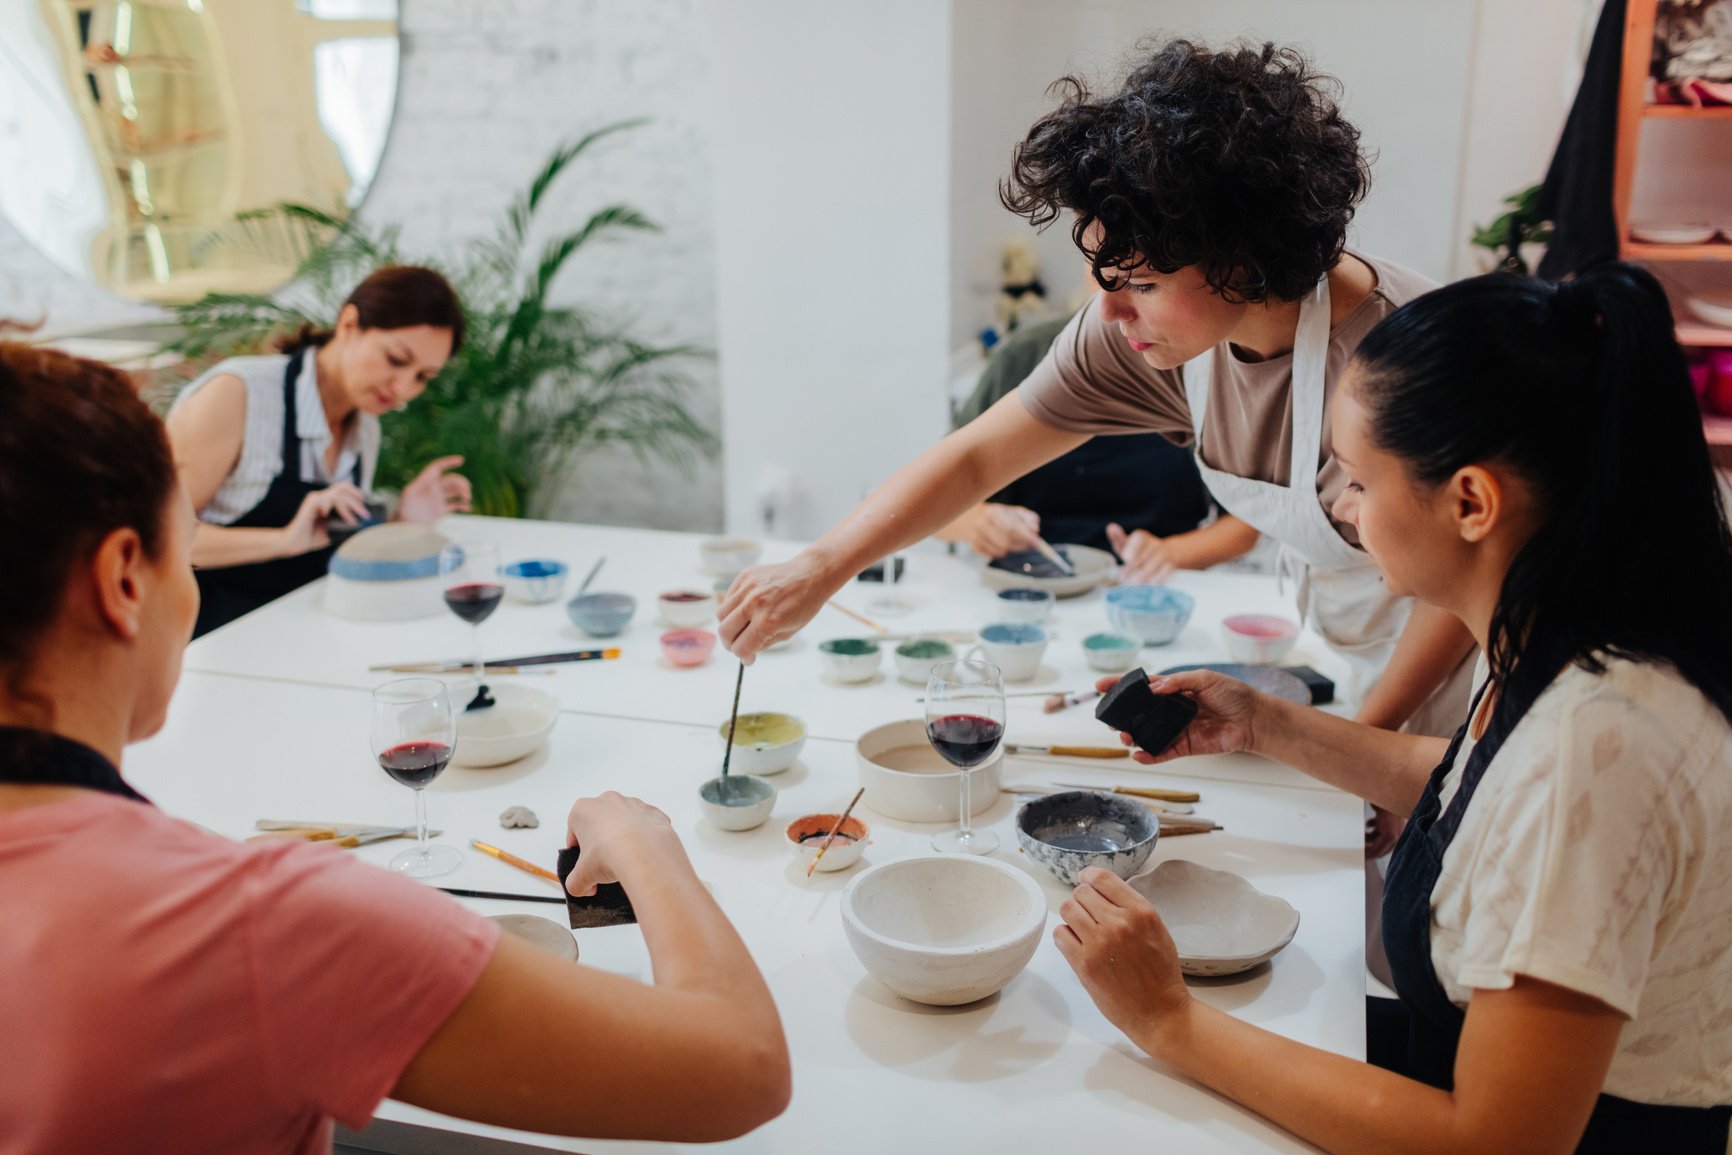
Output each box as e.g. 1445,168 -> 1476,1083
971,622 -> 1049,683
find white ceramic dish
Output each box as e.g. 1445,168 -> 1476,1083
973,622 -> 1049,683
818,638 -> 882,683
452,682 -> 559,767
717,712 -> 807,775
1082,632 -> 1141,673
893,638 -> 957,685
700,537 -> 762,578
994,587 -> 1055,623
499,559 -> 569,605
980,543 -> 1117,599
698,774 -> 777,831
786,813 -> 870,872
842,856 -> 1046,1005
1221,614 -> 1300,665
1630,222 -> 1716,245
1128,859 -> 1300,977
855,718 -> 1001,822
489,914 -> 578,962
1686,292 -> 1732,329
658,590 -> 715,628
323,523 -> 449,621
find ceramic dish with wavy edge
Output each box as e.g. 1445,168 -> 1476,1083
1128,859 -> 1300,976
980,543 -> 1117,599
1158,662 -> 1311,705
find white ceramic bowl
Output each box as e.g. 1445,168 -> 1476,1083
994,587 -> 1055,623
975,622 -> 1049,683
700,537 -> 763,578
786,813 -> 870,873
1127,859 -> 1300,976
855,718 -> 1001,822
1221,614 -> 1300,665
892,638 -> 957,685
452,682 -> 558,767
818,638 -> 882,683
842,856 -> 1047,1005
1082,632 -> 1141,673
658,589 -> 715,628
717,712 -> 807,775
698,774 -> 777,831
499,559 -> 569,604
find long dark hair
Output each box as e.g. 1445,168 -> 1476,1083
0,336 -> 177,682
1351,263 -> 1732,723
276,265 -> 466,356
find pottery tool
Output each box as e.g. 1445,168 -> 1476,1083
439,886 -> 567,906
1001,783 -> 1193,815
806,787 -> 866,877
1004,742 -> 1128,759
372,649 -> 619,672
576,556 -> 606,598
248,825 -> 426,847
827,601 -> 888,634
1157,819 -> 1223,837
1029,534 -> 1077,576
1043,689 -> 1102,713
470,839 -> 561,885
255,820 -> 439,837
1056,781 -> 1201,804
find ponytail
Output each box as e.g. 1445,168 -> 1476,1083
1351,263 -> 1732,723
273,322 -> 334,355
273,265 -> 465,358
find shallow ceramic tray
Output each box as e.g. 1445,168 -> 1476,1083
1630,223 -> 1716,246
1128,859 -> 1299,976
1157,662 -> 1311,705
1686,292 -> 1732,329
980,543 -> 1117,599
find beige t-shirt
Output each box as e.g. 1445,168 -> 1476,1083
1017,252 -> 1436,545
1432,656 -> 1732,1107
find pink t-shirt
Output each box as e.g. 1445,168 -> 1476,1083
0,792 -> 500,1154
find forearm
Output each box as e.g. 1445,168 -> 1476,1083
190,522 -> 291,568
1357,602 -> 1478,731
932,502 -> 985,545
1253,696 -> 1446,814
1146,1002 -> 1472,1155
1160,516 -> 1259,570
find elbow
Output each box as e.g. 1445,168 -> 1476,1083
708,1033 -> 793,1141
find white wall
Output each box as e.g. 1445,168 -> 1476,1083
707,0 -> 954,541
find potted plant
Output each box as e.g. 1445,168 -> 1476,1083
1469,183 -> 1553,276
163,121 -> 714,517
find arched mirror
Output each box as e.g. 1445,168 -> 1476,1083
0,0 -> 399,303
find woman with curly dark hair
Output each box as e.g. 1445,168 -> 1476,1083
721,39 -> 1476,751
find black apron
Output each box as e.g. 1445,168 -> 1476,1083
993,432 -> 1212,555
193,352 -> 361,638
0,726 -> 150,804
1372,677 -> 1732,1152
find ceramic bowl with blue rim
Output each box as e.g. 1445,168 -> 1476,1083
1104,585 -> 1195,646
501,559 -> 569,604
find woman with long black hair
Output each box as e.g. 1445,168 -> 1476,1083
1065,264 -> 1732,1153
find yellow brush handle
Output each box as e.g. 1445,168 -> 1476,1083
1045,745 -> 1129,759
1115,785 -> 1202,803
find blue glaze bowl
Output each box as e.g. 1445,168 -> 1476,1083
1081,631 -> 1142,673
501,559 -> 569,604
566,591 -> 637,637
1015,790 -> 1160,885
1105,585 -> 1195,646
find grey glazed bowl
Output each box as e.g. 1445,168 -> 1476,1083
1014,790 -> 1160,885
566,591 -> 637,637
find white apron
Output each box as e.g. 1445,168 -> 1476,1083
1181,278 -> 1470,736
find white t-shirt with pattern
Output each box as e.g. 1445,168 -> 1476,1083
1430,655 -> 1732,1107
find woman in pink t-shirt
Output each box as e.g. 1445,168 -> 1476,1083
0,338 -> 790,1151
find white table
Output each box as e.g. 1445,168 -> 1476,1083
133,517 -> 1368,1154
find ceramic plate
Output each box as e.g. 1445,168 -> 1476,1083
981,543 -> 1117,599
1128,859 -> 1299,976
1686,292 -> 1732,329
1158,662 -> 1311,705
1630,223 -> 1716,246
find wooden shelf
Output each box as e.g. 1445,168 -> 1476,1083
1678,322 -> 1732,347
1644,104 -> 1732,119
1703,415 -> 1732,447
1624,242 -> 1732,261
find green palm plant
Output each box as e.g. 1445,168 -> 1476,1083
163,121 -> 715,517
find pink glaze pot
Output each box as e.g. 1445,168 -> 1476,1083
661,628 -> 718,668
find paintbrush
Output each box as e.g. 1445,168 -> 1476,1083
807,787 -> 866,877
438,886 -> 567,905
470,839 -> 561,884
371,649 -> 619,672
917,689 -> 1062,702
1030,534 -> 1077,576
1043,689 -> 1103,713
1055,781 -> 1201,804
575,556 -> 605,597
1000,783 -> 1193,815
719,660 -> 746,791
1004,742 -> 1128,759
827,601 -> 888,634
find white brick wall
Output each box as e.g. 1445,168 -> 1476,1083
0,0 -> 722,531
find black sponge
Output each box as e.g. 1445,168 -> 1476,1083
1095,668 -> 1198,757
555,845 -> 638,928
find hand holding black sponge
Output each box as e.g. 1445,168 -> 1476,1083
556,845 -> 638,929
1094,668 -> 1198,757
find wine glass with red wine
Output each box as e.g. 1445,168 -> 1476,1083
370,677 -> 461,877
926,658 -> 1006,854
439,542 -> 503,705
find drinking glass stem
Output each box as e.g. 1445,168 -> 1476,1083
413,787 -> 428,853
958,768 -> 973,842
472,623 -> 484,684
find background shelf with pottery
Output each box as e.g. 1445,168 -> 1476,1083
1612,0 -> 1732,462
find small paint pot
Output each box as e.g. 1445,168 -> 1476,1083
787,813 -> 870,872
567,591 -> 636,637
819,637 -> 882,683
500,559 -> 569,604
973,621 -> 1049,683
995,587 -> 1054,623
658,589 -> 715,628
699,774 -> 777,831
893,638 -> 956,685
1082,631 -> 1141,673
1221,614 -> 1300,665
661,628 -> 717,667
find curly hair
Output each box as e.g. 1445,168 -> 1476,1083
1000,39 -> 1371,304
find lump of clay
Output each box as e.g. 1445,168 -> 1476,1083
1095,668 -> 1198,757
499,805 -> 540,829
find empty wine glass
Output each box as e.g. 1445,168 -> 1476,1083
370,677 -> 461,877
926,659 -> 1005,854
439,541 -> 503,708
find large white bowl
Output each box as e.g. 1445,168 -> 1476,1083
1127,859 -> 1300,976
842,856 -> 1046,1005
452,682 -> 558,767
855,718 -> 1002,822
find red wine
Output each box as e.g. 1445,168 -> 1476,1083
926,714 -> 1003,768
444,582 -> 503,624
378,740 -> 452,788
